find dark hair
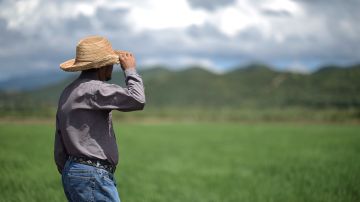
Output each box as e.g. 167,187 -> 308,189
82,64 -> 113,73
82,68 -> 99,73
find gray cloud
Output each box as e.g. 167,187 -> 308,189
261,9 -> 292,17
96,7 -> 130,31
0,18 -> 25,48
0,0 -> 360,79
295,0 -> 360,58
64,15 -> 93,33
187,0 -> 236,11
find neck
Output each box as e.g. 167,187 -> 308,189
79,70 -> 99,80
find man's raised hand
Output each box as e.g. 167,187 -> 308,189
114,50 -> 136,71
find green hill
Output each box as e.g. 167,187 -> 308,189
1,64 -> 360,121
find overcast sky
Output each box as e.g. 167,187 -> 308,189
0,0 -> 359,80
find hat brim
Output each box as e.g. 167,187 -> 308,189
60,54 -> 120,72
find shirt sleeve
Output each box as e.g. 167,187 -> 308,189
90,68 -> 146,111
54,112 -> 68,174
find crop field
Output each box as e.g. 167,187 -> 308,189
0,122 -> 359,202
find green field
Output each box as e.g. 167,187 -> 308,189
0,122 -> 359,202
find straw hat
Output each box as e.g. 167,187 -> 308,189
60,36 -> 120,72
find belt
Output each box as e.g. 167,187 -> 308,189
69,156 -> 116,174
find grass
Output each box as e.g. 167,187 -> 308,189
1,106 -> 360,123
0,122 -> 359,202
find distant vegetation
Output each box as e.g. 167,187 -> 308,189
1,63 -> 360,122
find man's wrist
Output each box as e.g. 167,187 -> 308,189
124,67 -> 137,77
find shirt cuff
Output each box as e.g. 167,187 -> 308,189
124,68 -> 137,77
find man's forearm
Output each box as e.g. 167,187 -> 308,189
124,68 -> 146,104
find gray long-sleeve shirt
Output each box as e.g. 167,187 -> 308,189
54,68 -> 145,174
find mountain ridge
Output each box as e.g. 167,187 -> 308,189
0,63 -> 318,92
1,64 -> 360,112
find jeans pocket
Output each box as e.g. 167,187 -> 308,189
67,175 -> 95,201
68,171 -> 93,179
67,162 -> 94,178
63,165 -> 95,202
98,169 -> 115,186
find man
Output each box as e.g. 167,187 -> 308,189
54,36 -> 146,202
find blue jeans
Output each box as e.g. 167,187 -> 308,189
62,158 -> 121,202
